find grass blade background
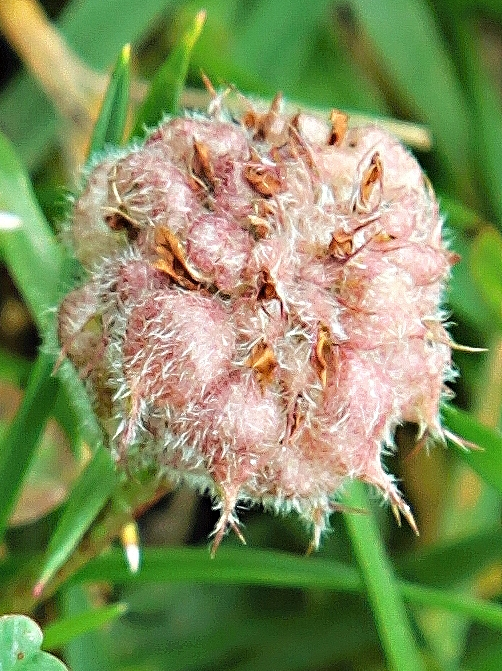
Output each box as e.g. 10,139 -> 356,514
0,0 -> 178,170
74,546 -> 362,590
88,44 -> 131,157
469,228 -> 502,330
342,481 -> 426,671
0,352 -> 58,543
400,581 -> 502,631
0,131 -> 63,331
232,0 -> 333,87
71,545 -> 502,633
42,602 -> 127,651
131,9 -> 206,136
442,404 -> 502,494
34,446 -> 118,597
397,526 -> 502,588
58,586 -> 112,671
347,0 -> 472,199
0,129 -> 102,450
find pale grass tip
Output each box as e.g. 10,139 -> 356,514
121,521 -> 141,573
0,212 -> 22,230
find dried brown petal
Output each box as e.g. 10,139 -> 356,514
372,231 -> 396,243
244,162 -> 284,197
245,340 -> 277,390
243,92 -> 283,141
257,269 -> 280,301
246,214 -> 271,239
328,109 -> 349,146
329,231 -> 354,259
191,139 -> 217,190
154,225 -> 211,290
313,323 -> 331,387
357,151 -> 383,211
103,209 -> 141,240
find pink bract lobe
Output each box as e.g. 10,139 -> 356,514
58,93 -> 454,552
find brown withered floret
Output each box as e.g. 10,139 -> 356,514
191,139 -> 217,191
153,225 -> 211,290
242,91 -> 283,141
256,269 -> 281,301
313,324 -> 332,388
328,109 -> 349,146
103,167 -> 142,240
329,230 -> 355,259
356,151 -> 383,212
245,340 -> 278,391
103,210 -> 141,241
244,160 -> 284,197
246,214 -> 271,239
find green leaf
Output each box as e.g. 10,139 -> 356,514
0,615 -> 67,670
442,404 -> 502,495
34,446 -> 118,597
0,352 -> 58,543
131,10 -> 206,137
88,44 -> 131,157
42,602 -> 127,651
469,228 -> 502,330
343,481 -> 426,671
0,132 -> 63,332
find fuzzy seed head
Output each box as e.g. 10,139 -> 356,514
58,93 -> 454,550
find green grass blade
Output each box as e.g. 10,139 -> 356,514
400,581 -> 502,631
131,10 -> 206,137
0,130 -> 102,449
449,16 -> 502,227
42,602 -> 127,651
343,481 -> 426,671
441,0 -> 502,16
71,546 -> 502,633
442,404 -> 502,495
441,195 -> 486,233
59,585 -> 113,671
0,352 -> 58,543
234,0 -> 332,87
34,446 -> 118,597
0,131 -> 63,332
439,197 -> 501,334
88,44 -> 131,157
75,546 -> 361,591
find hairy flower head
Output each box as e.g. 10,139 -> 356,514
58,93 -> 454,551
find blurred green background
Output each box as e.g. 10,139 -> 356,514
0,1 -> 501,670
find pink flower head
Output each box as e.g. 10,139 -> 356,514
59,94 -> 453,551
